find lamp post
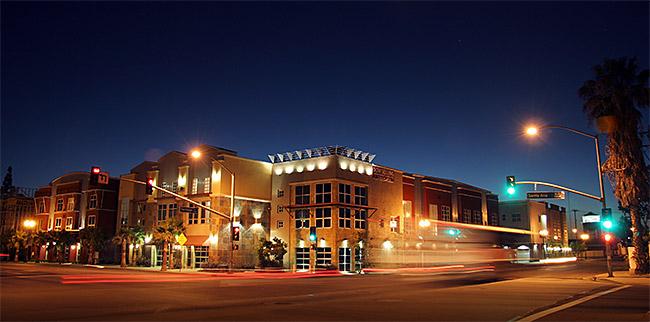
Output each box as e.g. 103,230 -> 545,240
190,149 -> 236,273
525,124 -> 612,276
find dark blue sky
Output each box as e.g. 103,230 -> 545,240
2,2 -> 648,216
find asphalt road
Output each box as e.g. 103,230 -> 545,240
1,260 -> 647,321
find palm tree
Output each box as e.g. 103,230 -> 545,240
10,231 -> 28,262
33,231 -> 49,260
153,218 -> 185,271
50,230 -> 77,263
113,226 -> 146,268
130,226 -> 146,266
579,57 -> 650,274
79,227 -> 106,265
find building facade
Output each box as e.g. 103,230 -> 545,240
0,190 -> 35,235
269,146 -> 501,272
117,144 -> 272,269
499,200 -> 568,259
33,172 -> 120,262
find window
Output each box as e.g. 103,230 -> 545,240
194,246 -> 209,268
315,183 -> 331,204
39,201 -> 45,213
203,177 -> 211,193
338,208 -> 351,228
315,208 -> 332,228
296,247 -> 310,271
120,199 -> 129,226
191,178 -> 198,194
56,199 -> 64,212
490,213 -> 498,226
354,186 -> 368,206
172,182 -> 178,193
277,220 -> 284,229
89,194 -> 97,209
440,205 -> 451,221
338,184 -> 351,204
462,209 -> 471,223
429,204 -> 439,220
338,248 -> 351,271
67,198 -> 75,211
355,210 -> 367,229
54,218 -> 62,230
512,213 -> 521,222
87,215 -> 96,227
355,248 -> 363,271
473,210 -> 482,224
502,213 -> 507,221
188,201 -> 209,225
65,217 -> 73,230
277,189 -> 284,198
390,216 -> 400,233
188,205 -> 199,225
168,204 -> 178,218
295,209 -> 309,229
157,204 -> 168,222
316,247 -> 332,268
295,185 -> 310,205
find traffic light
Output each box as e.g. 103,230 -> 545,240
90,166 -> 101,185
447,228 -> 460,236
145,178 -> 154,195
506,176 -> 516,195
309,226 -> 317,242
601,208 -> 613,230
232,225 -> 240,242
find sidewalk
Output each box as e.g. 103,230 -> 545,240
594,270 -> 650,286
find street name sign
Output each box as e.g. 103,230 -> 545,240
180,206 -> 198,214
526,191 -> 565,200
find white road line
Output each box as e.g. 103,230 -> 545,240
516,285 -> 631,322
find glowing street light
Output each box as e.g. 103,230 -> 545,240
525,126 -> 539,136
579,233 -> 590,241
23,219 -> 36,229
418,219 -> 431,228
190,150 -> 201,159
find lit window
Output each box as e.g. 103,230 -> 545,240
315,208 -> 332,228
338,208 -> 351,228
462,209 -> 471,223
172,182 -> 178,193
56,199 -> 64,212
157,204 -> 168,222
203,178 -> 211,194
39,201 -> 45,213
295,209 -> 309,229
168,204 -> 178,218
440,205 -> 451,221
338,248 -> 351,272
120,199 -> 129,226
315,183 -> 331,204
87,215 -> 96,227
429,204 -> 438,220
355,210 -> 367,229
89,194 -> 97,209
67,198 -> 75,211
316,247 -> 332,268
191,178 -> 198,194
390,216 -> 400,233
338,184 -> 351,204
354,186 -> 368,206
295,185 -> 310,205
54,218 -> 62,230
473,210 -> 482,224
65,217 -> 73,230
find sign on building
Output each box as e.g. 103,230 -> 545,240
582,214 -> 601,223
180,206 -> 198,214
372,166 -> 394,183
98,172 -> 110,185
526,191 -> 565,199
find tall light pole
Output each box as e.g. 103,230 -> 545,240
190,149 -> 236,273
525,124 -> 612,276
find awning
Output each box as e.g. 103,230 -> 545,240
183,236 -> 209,246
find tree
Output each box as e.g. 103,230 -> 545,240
112,226 -> 146,268
50,230 -> 77,263
257,237 -> 287,268
1,166 -> 13,195
79,227 -> 107,264
153,218 -> 185,271
10,230 -> 28,262
579,57 -> 650,274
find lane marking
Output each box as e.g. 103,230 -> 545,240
516,285 -> 631,322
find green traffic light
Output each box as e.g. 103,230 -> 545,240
507,187 -> 516,195
447,229 -> 459,236
602,220 -> 613,230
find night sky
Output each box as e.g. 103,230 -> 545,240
2,2 -> 648,219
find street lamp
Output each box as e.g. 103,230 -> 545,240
524,124 -> 611,276
23,219 -> 36,230
190,148 -> 236,273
